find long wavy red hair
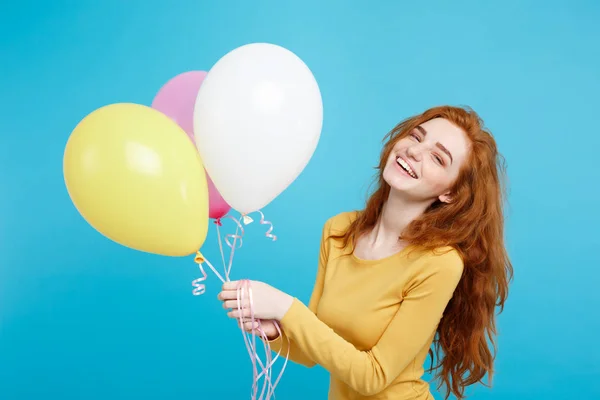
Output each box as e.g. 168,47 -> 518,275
331,105 -> 513,399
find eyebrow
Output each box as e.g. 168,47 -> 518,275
415,125 -> 454,164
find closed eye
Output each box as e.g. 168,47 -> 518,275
433,154 -> 445,165
410,133 -> 421,142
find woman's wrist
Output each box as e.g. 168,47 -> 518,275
274,292 -> 294,321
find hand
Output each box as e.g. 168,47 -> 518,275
237,318 -> 281,340
218,280 -> 294,321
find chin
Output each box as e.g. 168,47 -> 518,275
388,186 -> 438,206
388,182 -> 415,196
383,166 -> 416,191
383,170 -> 432,203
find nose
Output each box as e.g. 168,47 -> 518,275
406,144 -> 422,162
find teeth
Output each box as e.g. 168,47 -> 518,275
396,157 -> 417,178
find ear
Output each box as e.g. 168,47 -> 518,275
438,192 -> 453,204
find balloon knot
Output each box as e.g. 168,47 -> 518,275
194,251 -> 205,264
213,218 -> 223,227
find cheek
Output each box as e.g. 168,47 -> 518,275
426,168 -> 454,191
381,162 -> 395,184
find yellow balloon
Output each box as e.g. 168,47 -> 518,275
63,103 -> 209,256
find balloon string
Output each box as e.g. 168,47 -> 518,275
224,214 -> 245,250
196,215 -> 244,295
256,210 -> 277,241
241,210 -> 277,241
193,211 -> 274,295
220,210 -> 275,283
203,256 -> 225,283
215,220 -> 229,281
238,280 -> 258,398
224,215 -> 244,278
191,263 -> 208,296
193,216 -> 288,397
254,321 -> 289,399
192,252 -> 225,296
237,279 -> 290,399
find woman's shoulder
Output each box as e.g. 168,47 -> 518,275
409,246 -> 465,279
324,210 -> 360,233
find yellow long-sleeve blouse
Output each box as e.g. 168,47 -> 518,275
269,211 -> 464,399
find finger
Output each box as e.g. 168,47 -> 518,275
222,281 -> 242,290
217,290 -> 241,301
237,316 -> 257,324
227,308 -> 251,319
223,299 -> 250,309
242,321 -> 260,332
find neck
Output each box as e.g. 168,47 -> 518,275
367,191 -> 432,248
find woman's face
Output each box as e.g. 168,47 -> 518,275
382,118 -> 471,204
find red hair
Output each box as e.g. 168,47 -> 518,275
332,105 -> 513,399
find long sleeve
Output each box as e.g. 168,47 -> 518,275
265,217 -> 334,367
278,251 -> 464,396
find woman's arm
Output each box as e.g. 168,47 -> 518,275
278,251 -> 464,396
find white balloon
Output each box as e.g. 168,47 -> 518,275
193,43 -> 323,214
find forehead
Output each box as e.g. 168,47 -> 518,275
419,118 -> 470,159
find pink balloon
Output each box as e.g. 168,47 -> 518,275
152,71 -> 231,220
151,70 -> 207,144
207,174 -> 230,219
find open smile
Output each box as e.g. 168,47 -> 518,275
396,156 -> 418,179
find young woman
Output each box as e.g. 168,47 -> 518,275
218,105 -> 513,400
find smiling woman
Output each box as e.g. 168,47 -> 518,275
382,117 -> 471,205
218,105 -> 513,400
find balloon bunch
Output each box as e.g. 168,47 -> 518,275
63,43 -> 323,399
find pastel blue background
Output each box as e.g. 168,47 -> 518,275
1,1 -> 599,399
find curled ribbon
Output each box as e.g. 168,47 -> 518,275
191,214 -> 288,398
192,215 -> 245,295
236,279 -> 289,399
192,251 -> 225,296
219,214 -> 246,281
191,211 -> 275,294
222,214 -> 245,250
191,253 -> 208,296
256,210 -> 277,241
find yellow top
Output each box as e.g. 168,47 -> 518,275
269,211 -> 464,399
